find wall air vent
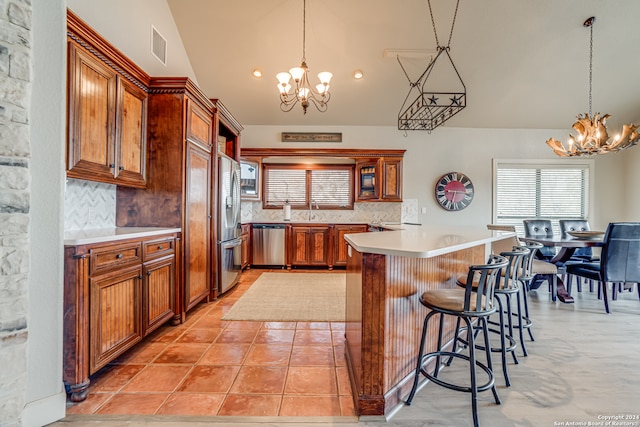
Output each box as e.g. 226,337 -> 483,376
151,25 -> 167,66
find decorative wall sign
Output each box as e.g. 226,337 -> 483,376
281,132 -> 342,143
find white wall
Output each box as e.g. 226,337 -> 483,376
622,142 -> 640,221
23,0 -> 67,425
242,125 -> 627,229
66,0 -> 197,81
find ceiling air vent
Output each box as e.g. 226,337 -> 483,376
151,26 -> 167,66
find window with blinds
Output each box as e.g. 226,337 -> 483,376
493,161 -> 591,235
263,164 -> 354,209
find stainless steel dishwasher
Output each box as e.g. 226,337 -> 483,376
251,224 -> 286,267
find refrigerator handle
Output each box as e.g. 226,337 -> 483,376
222,239 -> 242,250
231,168 -> 241,228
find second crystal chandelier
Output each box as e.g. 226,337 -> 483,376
276,0 -> 332,114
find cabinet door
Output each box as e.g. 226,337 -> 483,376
333,225 -> 368,266
90,266 -> 143,374
290,226 -> 330,267
184,142 -> 211,311
381,158 -> 403,201
143,256 -> 176,335
67,42 -> 117,182
240,233 -> 249,269
290,226 -> 311,266
115,77 -> 147,187
186,100 -> 213,150
309,227 -> 330,266
355,160 -> 380,201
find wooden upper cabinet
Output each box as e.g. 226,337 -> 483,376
186,100 -> 213,151
115,78 -> 147,186
355,157 -> 403,202
381,157 -> 403,201
67,42 -> 118,183
66,11 -> 149,188
356,160 -> 380,201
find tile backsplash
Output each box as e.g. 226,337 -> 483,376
64,178 -> 116,230
241,199 -> 416,224
64,177 -> 418,231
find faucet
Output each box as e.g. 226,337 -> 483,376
308,199 -> 318,221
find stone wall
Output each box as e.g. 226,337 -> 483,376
0,0 -> 32,425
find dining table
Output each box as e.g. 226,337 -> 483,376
519,233 -> 605,303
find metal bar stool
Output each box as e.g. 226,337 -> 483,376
451,246 -> 530,386
405,255 -> 508,427
518,241 -> 543,346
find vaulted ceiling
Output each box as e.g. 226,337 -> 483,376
167,0 -> 640,130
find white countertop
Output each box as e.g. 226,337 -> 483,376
64,227 -> 181,246
344,225 -> 515,258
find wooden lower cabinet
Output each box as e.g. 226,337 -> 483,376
240,224 -> 251,270
64,231 -> 179,402
333,224 -> 368,266
288,225 -> 331,268
89,265 -> 143,374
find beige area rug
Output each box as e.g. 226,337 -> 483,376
222,272 -> 346,322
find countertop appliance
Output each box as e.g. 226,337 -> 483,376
252,224 -> 286,267
217,155 -> 242,294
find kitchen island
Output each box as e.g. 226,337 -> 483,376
343,225 -> 514,418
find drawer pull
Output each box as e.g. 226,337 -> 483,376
116,254 -> 123,259
157,245 -> 163,250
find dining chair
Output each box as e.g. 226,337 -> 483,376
565,222 -> 640,313
559,219 -> 598,294
523,220 -> 556,260
559,219 -> 598,262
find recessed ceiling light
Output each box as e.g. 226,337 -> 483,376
252,68 -> 263,78
353,70 -> 363,79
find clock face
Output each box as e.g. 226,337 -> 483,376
435,172 -> 474,211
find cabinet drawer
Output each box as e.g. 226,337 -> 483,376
143,237 -> 175,260
90,242 -> 142,276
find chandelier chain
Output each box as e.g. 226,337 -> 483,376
588,19 -> 593,116
427,0 -> 461,48
301,0 -> 306,61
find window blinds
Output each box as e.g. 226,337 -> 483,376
495,163 -> 589,234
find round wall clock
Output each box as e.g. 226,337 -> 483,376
435,172 -> 474,211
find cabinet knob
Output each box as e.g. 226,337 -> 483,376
116,253 -> 123,259
109,164 -> 115,168
137,275 -> 143,280
119,166 -> 124,171
157,245 -> 163,250
147,271 -> 152,276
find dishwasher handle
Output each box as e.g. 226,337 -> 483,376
252,224 -> 285,229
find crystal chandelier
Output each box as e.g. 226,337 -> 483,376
276,0 -> 332,114
546,17 -> 639,157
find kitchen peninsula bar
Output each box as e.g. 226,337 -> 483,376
344,225 -> 515,418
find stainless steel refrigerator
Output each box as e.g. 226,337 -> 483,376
217,154 -> 242,294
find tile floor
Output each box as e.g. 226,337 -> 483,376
55,275 -> 640,427
64,268 -> 354,418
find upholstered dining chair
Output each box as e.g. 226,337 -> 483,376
559,219 -> 598,262
565,222 -> 640,313
523,219 -> 556,260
